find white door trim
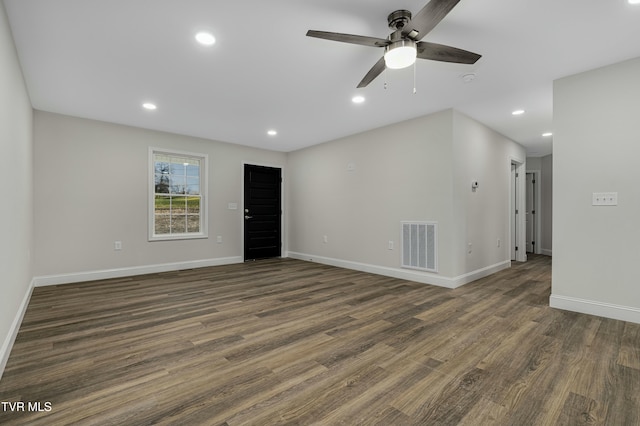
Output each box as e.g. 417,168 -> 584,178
510,158 -> 527,262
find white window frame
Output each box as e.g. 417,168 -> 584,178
149,147 -> 208,241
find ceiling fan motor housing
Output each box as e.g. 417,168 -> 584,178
387,9 -> 412,31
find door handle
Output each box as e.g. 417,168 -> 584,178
245,215 -> 253,220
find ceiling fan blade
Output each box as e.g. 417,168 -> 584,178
417,41 -> 481,64
306,30 -> 389,48
395,0 -> 461,41
357,56 -> 386,88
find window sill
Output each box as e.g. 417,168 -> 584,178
149,233 -> 208,242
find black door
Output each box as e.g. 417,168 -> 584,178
244,164 -> 282,260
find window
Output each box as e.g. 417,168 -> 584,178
149,148 -> 207,240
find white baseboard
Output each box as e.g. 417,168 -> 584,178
287,252 -> 510,289
33,256 -> 244,287
550,294 -> 640,324
0,279 -> 34,381
541,248 -> 552,256
450,260 -> 512,288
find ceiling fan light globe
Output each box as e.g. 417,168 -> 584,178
384,40 -> 417,69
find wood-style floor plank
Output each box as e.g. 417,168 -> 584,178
1,255 -> 639,425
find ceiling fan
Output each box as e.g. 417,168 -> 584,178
306,0 -> 481,88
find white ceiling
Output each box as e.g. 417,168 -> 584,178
4,0 -> 640,155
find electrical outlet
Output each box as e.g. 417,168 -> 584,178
497,238 -> 501,247
114,241 -> 122,251
216,236 -> 222,243
323,235 -> 328,243
388,240 -> 394,250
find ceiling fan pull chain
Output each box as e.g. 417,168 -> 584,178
413,62 -> 417,94
384,67 -> 388,90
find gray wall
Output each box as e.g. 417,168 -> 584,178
0,2 -> 34,377
288,109 -> 525,285
35,106 -> 527,289
34,111 -> 287,278
451,111 -> 526,274
288,109 -> 457,276
552,57 -> 640,322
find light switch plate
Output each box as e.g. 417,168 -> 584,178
592,192 -> 618,206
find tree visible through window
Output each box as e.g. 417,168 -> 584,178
150,149 -> 207,240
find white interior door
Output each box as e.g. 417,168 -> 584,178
526,173 -> 536,253
511,164 -> 518,260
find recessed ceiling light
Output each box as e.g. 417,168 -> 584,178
629,0 -> 640,5
142,103 -> 157,110
542,132 -> 553,137
352,95 -> 365,104
512,109 -> 525,116
195,32 -> 216,46
267,130 -> 277,136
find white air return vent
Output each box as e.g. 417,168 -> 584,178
401,221 -> 437,272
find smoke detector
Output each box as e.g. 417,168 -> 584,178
461,73 -> 476,83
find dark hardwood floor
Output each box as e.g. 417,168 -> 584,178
1,255 -> 638,425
